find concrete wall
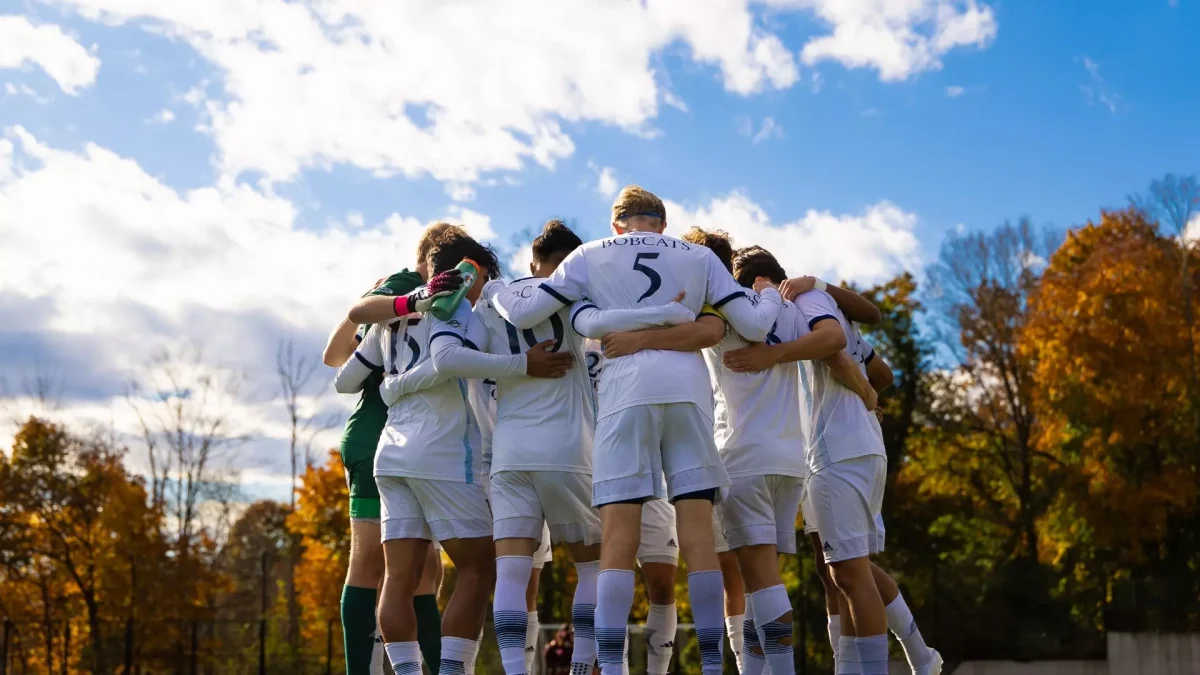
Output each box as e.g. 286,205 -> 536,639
1107,632 -> 1200,675
951,662 -> 1106,675
946,633 -> 1200,675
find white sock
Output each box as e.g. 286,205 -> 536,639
371,629 -> 387,675
750,585 -> 794,675
884,594 -> 931,667
493,556 -> 535,674
827,615 -> 841,665
571,561 -> 600,675
854,635 -> 889,675
525,611 -> 540,673
463,639 -> 481,675
645,603 -> 677,675
441,636 -> 480,675
621,631 -> 630,675
596,569 -> 635,675
741,615 -> 766,675
384,641 -> 421,675
688,570 -> 726,675
726,613 -> 745,672
836,636 -> 859,675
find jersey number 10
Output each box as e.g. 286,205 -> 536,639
503,314 -> 565,354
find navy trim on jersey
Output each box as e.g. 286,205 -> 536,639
406,317 -> 420,326
570,302 -> 599,334
712,290 -> 746,309
807,314 -> 838,331
353,351 -> 382,373
698,310 -> 726,325
864,348 -> 876,365
353,333 -> 363,343
430,330 -> 466,346
463,338 -> 481,351
539,283 -> 571,305
511,275 -> 537,283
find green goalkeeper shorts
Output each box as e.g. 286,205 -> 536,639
340,440 -> 380,520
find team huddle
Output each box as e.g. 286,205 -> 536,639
322,185 -> 943,675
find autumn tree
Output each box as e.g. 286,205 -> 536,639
0,418 -> 167,673
1023,208 -> 1200,631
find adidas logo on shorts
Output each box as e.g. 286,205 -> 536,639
823,541 -> 834,553
667,538 -> 677,548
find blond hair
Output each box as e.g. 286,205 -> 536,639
611,185 -> 666,223
680,227 -> 734,273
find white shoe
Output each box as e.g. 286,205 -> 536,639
914,649 -> 943,675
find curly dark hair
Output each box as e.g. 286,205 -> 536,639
426,229 -> 502,280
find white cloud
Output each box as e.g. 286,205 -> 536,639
1079,55 -> 1120,115
589,162 -> 619,199
445,182 -> 476,202
767,0 -> 998,81
0,128 -> 511,486
945,85 -> 965,97
149,107 -> 175,123
4,81 -> 52,104
664,191 -> 922,284
509,244 -> 534,278
753,117 -> 783,144
0,15 -> 99,94
663,90 -> 689,113
736,116 -> 784,144
44,0 -> 800,187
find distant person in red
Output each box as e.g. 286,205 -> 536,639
544,625 -> 574,675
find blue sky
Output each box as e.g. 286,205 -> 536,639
2,0 -> 1197,499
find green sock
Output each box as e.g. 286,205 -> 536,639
341,585 -> 378,675
413,594 -> 441,673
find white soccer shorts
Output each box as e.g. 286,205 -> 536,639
719,474 -> 804,554
490,470 -> 602,546
636,498 -> 679,566
713,508 -> 729,554
800,477 -> 818,535
805,455 -> 886,563
534,522 -> 553,567
377,476 -> 492,543
592,402 -> 730,505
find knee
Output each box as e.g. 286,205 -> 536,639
459,561 -> 497,592
828,560 -> 870,595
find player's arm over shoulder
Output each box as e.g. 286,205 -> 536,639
703,250 -> 781,342
492,249 -> 588,329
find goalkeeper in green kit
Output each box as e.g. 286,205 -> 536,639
323,222 -> 466,674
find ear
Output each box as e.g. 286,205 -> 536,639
612,222 -> 626,235
529,261 -> 537,276
657,217 -> 667,234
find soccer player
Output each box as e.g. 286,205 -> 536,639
324,221 -> 463,675
602,231 -> 873,675
493,185 -> 785,675
805,332 -> 942,675
340,232 -> 527,675
723,270 -> 893,675
581,339 -> 684,675
475,220 -> 685,675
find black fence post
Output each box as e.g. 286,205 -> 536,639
61,621 -> 69,675
2,617 -> 10,675
260,551 -> 268,675
190,621 -> 198,675
325,617 -> 333,675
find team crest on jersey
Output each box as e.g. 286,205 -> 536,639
447,319 -> 463,328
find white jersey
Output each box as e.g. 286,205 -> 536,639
703,301 -> 807,480
473,277 -> 595,474
491,233 -> 783,421
793,290 -> 886,474
346,312 -> 486,483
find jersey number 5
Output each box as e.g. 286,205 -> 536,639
633,252 -> 662,302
